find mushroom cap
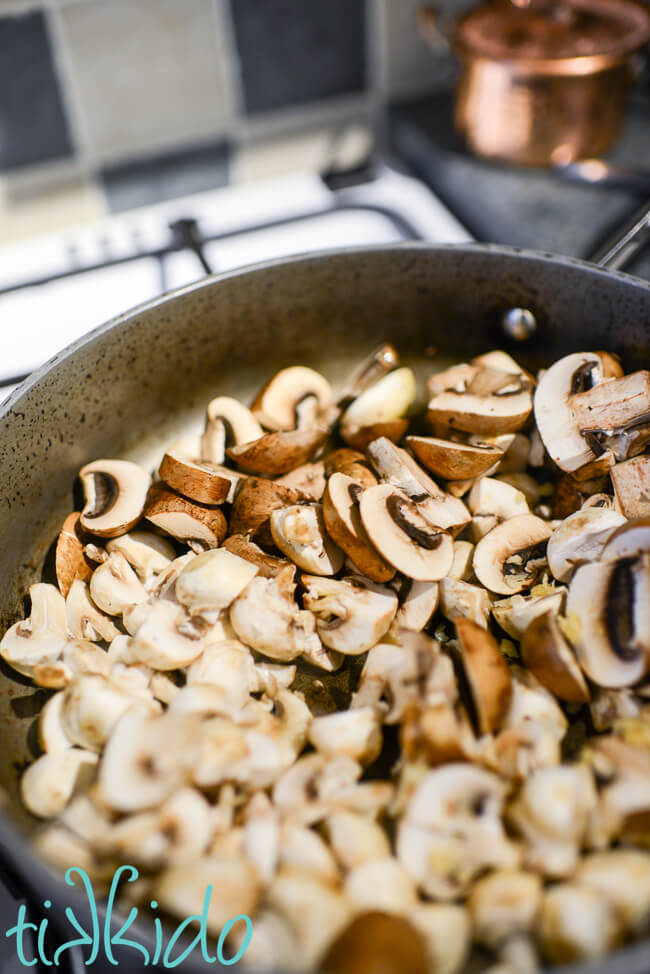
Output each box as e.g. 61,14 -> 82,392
521,610 -> 590,703
564,559 -> 650,688
21,749 -> 98,819
439,577 -> 491,629
79,459 -> 150,538
309,707 -> 382,764
301,574 -> 398,654
129,599 -> 206,669
55,512 -> 93,597
323,472 -> 395,582
468,477 -> 530,521
547,507 -> 626,582
229,476 -> 302,545
227,427 -> 328,476
533,351 -> 621,473
359,484 -> 454,581
576,849 -> 650,929
66,579 -> 121,642
342,418 -> 410,452
275,460 -> 327,500
321,911 -> 429,974
38,691 -> 73,753
270,503 -> 344,576
468,869 -> 542,947
0,583 -> 69,679
427,388 -> 532,436
105,530 -> 175,583
455,617 -> 512,734
393,577 -> 439,630
222,533 -> 291,577
159,451 -> 233,505
539,883 -> 620,965
324,447 -> 378,488
252,365 -> 333,431
406,435 -> 503,481
143,483 -> 227,547
491,589 -> 566,639
473,514 -> 552,595
340,367 -> 416,433
230,568 -> 322,662
89,551 -> 148,616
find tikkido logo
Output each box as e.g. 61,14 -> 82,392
5,866 -> 253,968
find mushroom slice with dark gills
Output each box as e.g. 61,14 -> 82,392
454,618 -> 512,734
473,514 -> 552,595
426,371 -> 533,437
251,365 -> 334,431
405,435 -> 504,482
270,504 -> 344,576
227,427 -> 328,476
521,610 -> 590,704
79,459 -> 150,538
366,438 -> 470,537
359,485 -> 454,581
533,351 -> 623,473
200,396 -> 263,465
323,473 -> 395,583
564,556 -> 650,688
301,575 -> 398,655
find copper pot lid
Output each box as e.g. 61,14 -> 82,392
454,0 -> 650,67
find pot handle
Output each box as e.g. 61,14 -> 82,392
589,198 -> 650,271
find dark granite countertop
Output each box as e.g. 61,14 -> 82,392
389,87 -> 650,281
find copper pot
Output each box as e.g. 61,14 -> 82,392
420,0 -> 650,166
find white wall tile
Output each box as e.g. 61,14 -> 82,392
55,0 -> 232,165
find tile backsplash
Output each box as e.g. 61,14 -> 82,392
0,0 -> 456,189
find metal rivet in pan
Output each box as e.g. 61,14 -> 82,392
501,307 -> 537,341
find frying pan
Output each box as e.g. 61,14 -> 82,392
1,243 -> 649,973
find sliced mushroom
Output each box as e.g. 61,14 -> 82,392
105,530 -> 175,586
521,611 -> 589,703
159,449 -> 234,505
309,707 -> 382,764
156,855 -> 261,940
66,579 -> 121,642
454,617 -> 512,734
325,811 -> 391,870
359,484 -> 453,581
129,599 -> 206,669
427,381 -> 532,436
99,707 -> 199,811
175,548 -> 258,615
547,507 -> 626,582
342,419 -> 410,452
267,870 -> 352,971
406,435 -> 503,481
340,367 -> 416,441
533,351 -> 622,473
201,395 -> 263,463
79,459 -> 150,538
611,455 -> 650,519
20,749 -> 98,819
38,691 -> 73,753
227,428 -> 328,476
107,786 -> 212,869
468,477 -> 530,521
468,869 -> 542,947
345,858 -> 418,917
539,883 -> 619,965
222,533 -> 291,577
409,904 -> 471,974
393,577 -> 439,630
323,473 -> 395,582
339,343 -> 400,404
427,362 -> 479,398
324,447 -> 378,488
55,512 -> 94,597
473,515 -> 552,595
449,540 -> 475,580
601,517 -> 650,561
230,565 -> 322,663
89,550 -> 148,616
0,583 -> 69,680
143,483 -> 227,548
439,578 -> 491,628
367,438 -> 470,536
397,764 -> 519,899
270,504 -> 344,575
301,574 -> 398,654
275,460 -> 327,500
491,588 -> 566,639
229,477 -> 303,545
564,558 -> 650,687
576,849 -> 650,932
61,673 -> 154,751
252,365 -> 333,431
571,369 -> 650,437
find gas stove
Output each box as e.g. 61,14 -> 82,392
0,161 -> 471,399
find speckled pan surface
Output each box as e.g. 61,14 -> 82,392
0,244 -> 649,971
